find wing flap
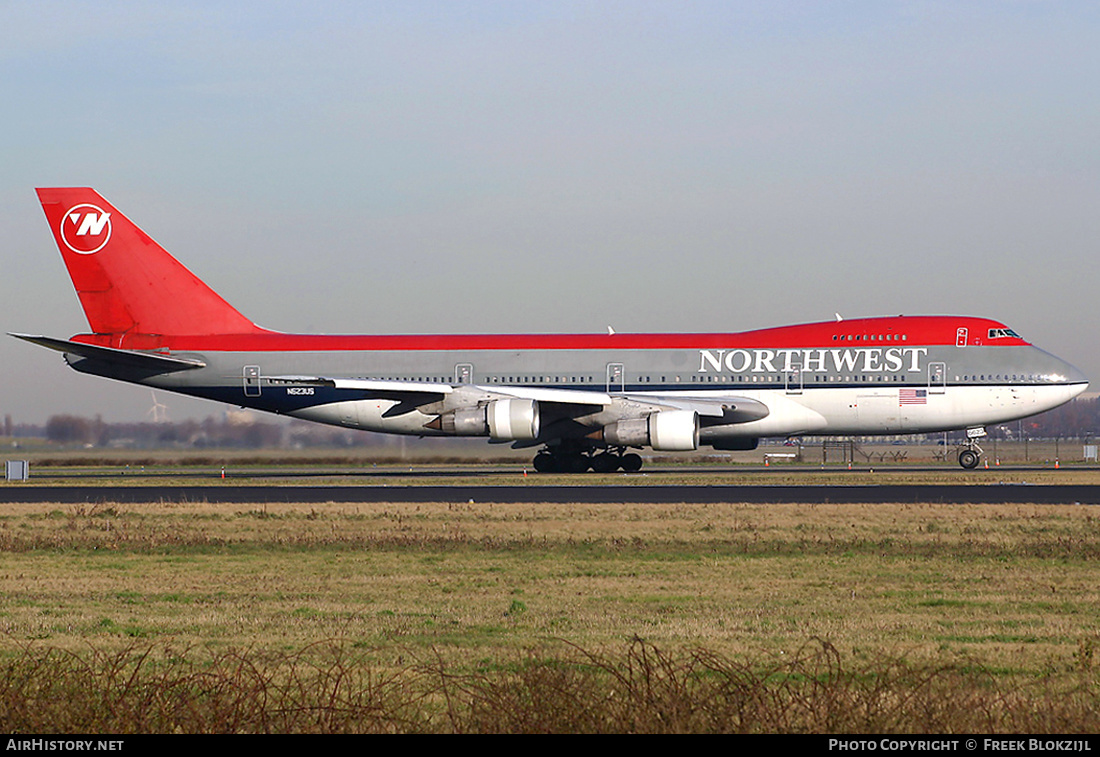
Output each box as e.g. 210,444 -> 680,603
474,385 -> 611,407
621,393 -> 770,422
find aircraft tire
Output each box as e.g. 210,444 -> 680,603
958,449 -> 980,469
533,452 -> 556,473
567,455 -> 591,473
591,453 -> 620,473
620,453 -> 643,472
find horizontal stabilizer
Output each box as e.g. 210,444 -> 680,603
9,333 -> 206,371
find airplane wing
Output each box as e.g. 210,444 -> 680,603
267,375 -> 454,396
621,393 -> 770,422
268,375 -> 614,404
472,385 -> 610,406
9,334 -> 207,371
267,374 -> 768,421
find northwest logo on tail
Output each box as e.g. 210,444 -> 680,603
60,203 -> 111,254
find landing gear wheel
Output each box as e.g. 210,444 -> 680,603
591,453 -> 620,473
532,446 -> 640,474
533,452 -> 556,473
958,449 -> 980,469
563,454 -> 590,473
532,446 -> 592,473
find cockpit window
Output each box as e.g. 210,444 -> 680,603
988,328 -> 1021,339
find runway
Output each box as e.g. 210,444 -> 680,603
1,483 -> 1098,505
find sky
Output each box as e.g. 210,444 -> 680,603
1,1 -> 1098,424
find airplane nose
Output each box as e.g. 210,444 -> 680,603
1065,361 -> 1089,395
1052,351 -> 1088,384
1032,347 -> 1089,390
1047,353 -> 1089,399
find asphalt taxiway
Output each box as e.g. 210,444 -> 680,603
0,482 -> 1097,505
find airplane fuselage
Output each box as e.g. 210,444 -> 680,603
62,316 -> 1086,445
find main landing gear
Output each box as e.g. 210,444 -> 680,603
532,443 -> 643,473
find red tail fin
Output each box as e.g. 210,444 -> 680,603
36,188 -> 265,347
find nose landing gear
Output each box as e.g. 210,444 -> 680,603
957,427 -> 987,469
958,447 -> 981,469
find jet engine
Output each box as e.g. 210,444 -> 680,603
600,410 -> 699,451
431,399 -> 540,441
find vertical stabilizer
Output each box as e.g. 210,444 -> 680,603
36,188 -> 264,346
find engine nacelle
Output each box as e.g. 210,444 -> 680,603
486,398 -> 540,441
451,407 -> 492,436
648,410 -> 699,451
601,410 -> 699,451
709,437 -> 759,451
601,418 -> 650,447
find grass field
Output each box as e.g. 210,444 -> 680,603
0,466 -> 1097,732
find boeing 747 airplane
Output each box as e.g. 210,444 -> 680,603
12,188 -> 1088,472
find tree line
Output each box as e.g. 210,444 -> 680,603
3,396 -> 1098,450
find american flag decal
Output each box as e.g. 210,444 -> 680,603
899,388 -> 928,405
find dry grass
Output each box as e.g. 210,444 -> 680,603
0,497 -> 1097,732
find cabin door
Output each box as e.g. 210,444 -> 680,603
606,363 -> 625,392
243,365 -> 261,397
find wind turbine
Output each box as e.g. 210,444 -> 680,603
147,391 -> 169,423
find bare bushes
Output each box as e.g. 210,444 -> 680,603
0,638 -> 1096,734
0,642 -> 432,734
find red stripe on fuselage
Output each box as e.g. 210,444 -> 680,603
67,316 -> 1029,353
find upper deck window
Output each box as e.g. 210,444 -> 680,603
833,333 -> 907,341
